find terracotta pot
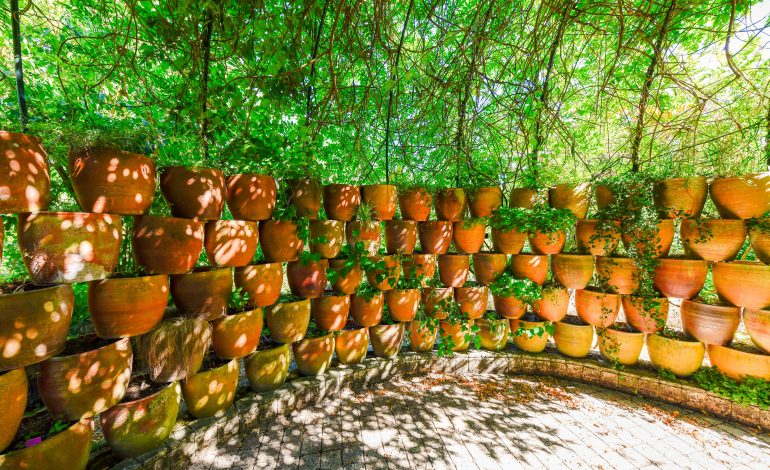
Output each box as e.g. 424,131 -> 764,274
409,321 -> 438,352
528,230 -> 566,255
345,220 -> 381,256
370,323 -> 405,357
455,285 -> 489,319
386,289 -> 421,322
510,254 -> 548,285
708,344 -> 770,381
622,296 -> 669,333
435,188 -> 467,221
385,220 -> 418,254
749,225 -> 770,264
653,176 -> 708,219
576,219 -> 621,256
0,131 -> 50,213
18,212 -> 121,284
621,219 -> 674,257
171,267 -> 233,320
292,334 -> 335,376
335,328 -> 370,364
362,184 -> 397,220
595,257 -> 639,294
311,294 -> 350,331
212,308 -> 263,359
476,318 -> 509,351
491,227 -> 527,254
598,326 -> 644,366
323,184 -> 360,221
287,259 -> 328,298
399,187 -> 433,221
652,258 -> 708,299
260,220 -> 304,262
709,172 -> 770,219
0,368 -> 27,453
0,285 -> 74,372
595,184 -> 615,209
575,289 -> 620,327
548,183 -> 590,219
551,254 -> 593,289
0,417 -> 93,470
308,220 -> 344,259
132,215 -> 204,274
438,254 -> 470,287
533,286 -> 569,322
351,292 -> 384,327
328,258 -> 364,294
439,319 -> 474,351
365,255 -> 400,290
680,299 -> 740,345
554,319 -> 594,358
265,299 -> 311,343
225,173 -> 277,221
181,358 -> 238,418
453,220 -> 486,254
493,295 -> 526,319
402,253 -> 437,285
713,261 -> 770,309
509,188 -> 543,209
38,337 -> 132,420
743,308 -> 770,354
647,334 -> 705,378
234,262 -> 283,307
468,187 -> 502,217
141,318 -> 211,383
423,287 -> 454,319
510,318 -> 550,353
88,275 -> 168,338
204,220 -> 258,267
287,178 -> 322,219
160,166 -> 225,220
68,147 -> 155,215
100,380 -> 181,458
472,253 -> 507,285
680,219 -> 745,262
419,221 -> 453,254
244,343 -> 290,392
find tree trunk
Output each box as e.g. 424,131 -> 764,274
11,0 -> 28,130
200,9 -> 214,162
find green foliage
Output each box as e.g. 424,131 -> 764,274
513,319 -> 555,339
523,207 -> 576,235
489,273 -> 542,303
694,366 -> 770,409
489,207 -> 530,232
228,287 -> 250,312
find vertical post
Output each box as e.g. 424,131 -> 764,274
11,0 -> 29,131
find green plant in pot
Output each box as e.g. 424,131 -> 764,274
436,297 -> 480,356
523,207 -> 576,254
489,272 -> 543,319
408,305 -> 440,352
488,206 -> 529,253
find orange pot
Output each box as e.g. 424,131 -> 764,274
160,166 -> 225,220
576,219 -> 621,256
653,176 -> 708,219
455,285 -> 489,319
533,286 -> 569,322
386,289 -> 421,322
491,227 -> 527,254
598,326 -> 644,366
234,262 -> 283,307
438,254 -> 470,287
440,319 -> 474,351
422,287 -> 454,319
647,333 -> 705,378
435,188 -> 467,221
468,187 -> 502,217
621,219 -> 674,257
170,267 -> 233,321
709,172 -> 770,220
548,183 -> 590,219
402,253 -> 437,285
575,289 -> 620,327
713,261 -> 770,309
622,296 -> 669,333
453,220 -> 486,254
351,292 -> 385,327
181,358 -> 238,418
419,221 -> 453,254
398,187 -> 433,221
652,258 -> 707,299
139,318 -> 211,383
680,299 -> 740,345
370,323 -> 405,357
681,219 -> 745,262
328,258 -> 364,294
529,230 -> 566,255
0,368 -> 27,452
287,259 -> 329,298
345,220 -> 381,256
385,220 -> 418,254
554,319 -> 594,358
365,255 -> 400,290
743,308 -> 770,353
510,254 -> 548,285
749,225 -> 770,264
476,318 -> 509,350
335,328 -> 369,364
0,131 -> 50,213
509,188 -> 543,209
595,257 -> 639,295
595,184 -> 615,210
409,321 -> 438,352
493,295 -> 526,319
287,178 -> 322,219
132,215 -> 204,275
362,184 -> 397,220
551,254 -> 594,289
264,300 -> 311,343
292,334 -> 335,376
244,343 -> 290,392
0,417 -> 93,469
708,344 -> 770,381
323,184 -> 360,221
311,294 -> 351,331
309,220 -> 345,259
225,173 -> 277,221
472,252 -> 508,285
260,220 -> 304,262
212,308 -> 263,359
88,275 -> 168,338
510,318 -> 549,352
204,220 -> 258,267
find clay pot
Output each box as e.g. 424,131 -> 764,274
323,184 -> 360,221
510,318 -> 550,353
529,230 -> 566,255
88,275 -> 168,338
328,258 -> 364,294
386,289 -> 421,322
212,308 -> 263,359
68,147 -> 155,214
548,183 -> 591,219
622,296 -> 669,333
709,172 -> 770,219
181,358 -> 238,418
234,262 -> 283,307
551,254 -> 594,289
402,253 -> 437,285
362,184 -> 397,220
493,295 -> 526,319
0,285 -> 74,371
681,219 -> 745,262
576,219 -> 621,256
423,287 -> 454,319
370,323 -> 405,358
335,328 -> 370,364
439,319 -> 474,351
140,318 -> 211,383
311,294 -> 351,331
749,225 -> 770,264
365,255 -> 400,290
399,187 -> 433,221
621,219 -> 674,257
438,254 -> 470,287
244,343 -> 291,392
171,267 -> 233,321
100,381 -> 181,458
476,318 -> 509,351
653,176 -> 708,219
385,220 -> 418,254
455,285 -> 489,319
38,337 -> 133,420
18,212 -> 122,284
472,253 -> 507,285
309,220 -> 345,259
554,318 -> 594,358
265,299 -> 311,343
595,185 -> 617,210
468,187 -> 502,217
260,220 -> 304,262
409,321 -> 438,352
225,173 -> 277,221
652,258 -> 708,299
453,220 -> 486,254
160,166 -> 225,220
0,368 -> 27,452
509,188 -> 543,209
647,334 -> 705,378
419,221 -> 453,254
345,220 -> 381,256
533,286 -> 569,322
204,220 -> 258,267
598,325 -> 644,366
287,178 -> 322,219
292,334 -> 335,376
0,417 -> 93,470
0,131 -> 50,213
575,288 -> 620,327
132,215 -> 204,274
510,254 -> 548,285
287,259 -> 328,298
351,292 -> 385,327
708,344 -> 770,381
713,261 -> 770,309
595,257 -> 639,295
435,188 -> 467,221
491,227 -> 527,254
680,299 -> 740,345
743,308 -> 770,354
